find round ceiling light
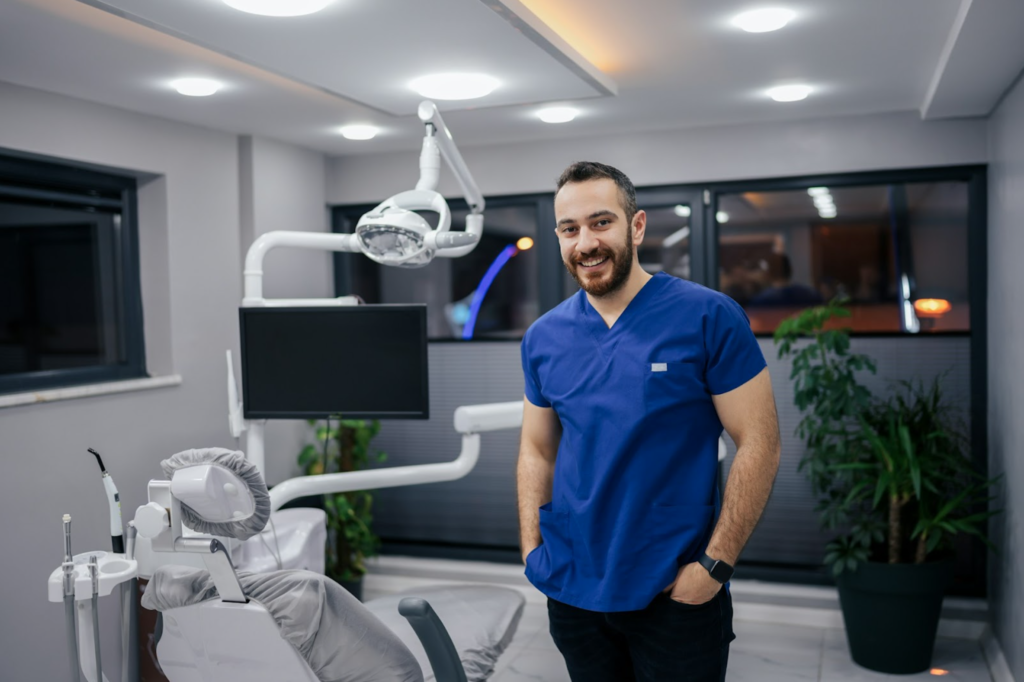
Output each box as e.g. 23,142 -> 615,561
171,78 -> 221,97
537,107 -> 578,124
338,125 -> 379,141
409,73 -> 499,101
223,0 -> 334,17
732,8 -> 796,33
767,84 -> 812,102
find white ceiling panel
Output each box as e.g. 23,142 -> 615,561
76,0 -> 608,115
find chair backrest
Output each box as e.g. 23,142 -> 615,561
156,600 -> 320,682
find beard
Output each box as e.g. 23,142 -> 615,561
564,226 -> 634,298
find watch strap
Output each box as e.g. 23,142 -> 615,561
698,552 -> 734,583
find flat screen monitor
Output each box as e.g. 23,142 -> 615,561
239,305 -> 428,420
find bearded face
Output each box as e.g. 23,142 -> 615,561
563,222 -> 634,298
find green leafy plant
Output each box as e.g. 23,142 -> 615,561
297,418 -> 387,583
775,300 -> 1000,575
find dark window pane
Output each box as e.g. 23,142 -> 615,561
717,182 -> 970,334
0,203 -> 123,376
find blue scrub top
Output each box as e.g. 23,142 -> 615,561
520,273 -> 766,612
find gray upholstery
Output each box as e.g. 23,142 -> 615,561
365,585 -> 525,682
143,566 -> 424,682
160,448 -> 271,541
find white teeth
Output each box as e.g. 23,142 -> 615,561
580,257 -> 607,267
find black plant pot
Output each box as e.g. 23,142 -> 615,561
339,577 -> 364,602
836,559 -> 954,674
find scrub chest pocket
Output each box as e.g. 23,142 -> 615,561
644,359 -> 707,413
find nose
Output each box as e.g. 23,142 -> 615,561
576,225 -> 600,255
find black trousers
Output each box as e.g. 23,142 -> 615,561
547,588 -> 735,682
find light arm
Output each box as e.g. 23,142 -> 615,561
706,368 -> 781,565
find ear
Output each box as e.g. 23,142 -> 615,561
631,210 -> 648,246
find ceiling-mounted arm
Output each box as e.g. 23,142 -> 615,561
416,101 -> 484,260
417,101 -> 485,215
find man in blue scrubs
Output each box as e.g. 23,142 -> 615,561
518,162 -> 781,681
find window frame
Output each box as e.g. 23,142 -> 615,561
0,151 -> 146,395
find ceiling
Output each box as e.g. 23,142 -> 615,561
1,0 -> 1023,157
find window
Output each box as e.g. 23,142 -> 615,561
333,194 -> 560,340
0,152 -> 145,394
713,176 -> 977,335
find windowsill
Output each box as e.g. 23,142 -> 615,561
0,374 -> 183,409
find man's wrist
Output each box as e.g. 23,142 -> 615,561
698,552 -> 735,584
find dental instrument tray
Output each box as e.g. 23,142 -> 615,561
238,304 -> 429,420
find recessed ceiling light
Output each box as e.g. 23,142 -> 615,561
807,186 -> 830,196
673,204 -> 692,218
223,0 -> 334,17
338,125 -> 379,141
409,73 -> 499,101
732,8 -> 796,33
767,84 -> 812,102
716,211 -> 730,223
171,78 -> 221,97
538,107 -> 578,124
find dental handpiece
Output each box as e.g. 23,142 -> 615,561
63,515 -> 81,682
90,556 -> 102,682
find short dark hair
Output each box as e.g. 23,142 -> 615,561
556,161 -> 637,224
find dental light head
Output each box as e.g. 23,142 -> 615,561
355,101 -> 484,268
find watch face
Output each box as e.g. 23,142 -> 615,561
711,562 -> 734,582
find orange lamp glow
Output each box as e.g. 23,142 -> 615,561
516,237 -> 535,251
930,668 -> 950,676
914,299 -> 952,318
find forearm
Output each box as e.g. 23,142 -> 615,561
516,445 -> 556,561
705,438 -> 780,565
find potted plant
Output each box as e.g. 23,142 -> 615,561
774,300 -> 1000,674
297,417 -> 388,600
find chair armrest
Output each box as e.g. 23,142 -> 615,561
398,598 -> 468,682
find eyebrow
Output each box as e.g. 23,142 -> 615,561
557,210 -> 618,227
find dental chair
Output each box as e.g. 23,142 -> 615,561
134,448 -> 525,682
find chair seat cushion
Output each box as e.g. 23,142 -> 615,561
365,585 -> 525,681
143,566 -> 424,682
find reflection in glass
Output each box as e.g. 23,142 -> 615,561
717,182 -> 970,334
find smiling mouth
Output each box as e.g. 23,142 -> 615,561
578,256 -> 609,269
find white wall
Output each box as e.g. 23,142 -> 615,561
329,110 -> 989,204
987,71 -> 1024,682
0,81 -> 329,680
238,135 -> 333,486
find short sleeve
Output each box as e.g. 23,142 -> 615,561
704,295 -> 767,395
520,329 -> 551,408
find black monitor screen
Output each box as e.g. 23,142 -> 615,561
239,305 -> 428,420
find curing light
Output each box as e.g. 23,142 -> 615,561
462,240 -> 532,339
517,237 -> 534,250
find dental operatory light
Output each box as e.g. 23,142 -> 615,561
354,101 -> 484,267
538,106 -> 578,123
768,84 -> 812,102
673,204 -> 692,218
172,78 -> 221,97
223,0 -> 334,17
339,124 -> 379,140
732,8 -> 795,33
409,73 -> 499,100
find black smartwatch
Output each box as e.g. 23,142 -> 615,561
698,553 -> 734,584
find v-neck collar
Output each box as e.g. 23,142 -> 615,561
580,273 -> 664,357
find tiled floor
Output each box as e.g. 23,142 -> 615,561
485,601 -> 994,682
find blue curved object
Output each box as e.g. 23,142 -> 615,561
462,244 -> 519,340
